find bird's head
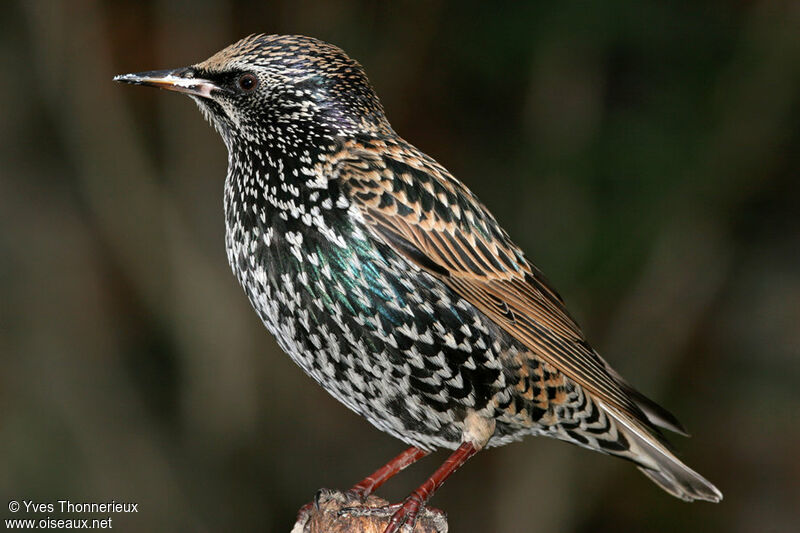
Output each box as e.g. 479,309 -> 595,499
115,34 -> 391,147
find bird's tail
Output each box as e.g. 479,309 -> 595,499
599,401 -> 722,502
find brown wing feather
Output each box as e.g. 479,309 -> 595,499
329,138 -> 646,422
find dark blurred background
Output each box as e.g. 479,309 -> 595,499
2,1 -> 799,531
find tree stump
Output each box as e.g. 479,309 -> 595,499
292,489 -> 448,533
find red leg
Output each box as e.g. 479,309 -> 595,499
297,446 -> 429,522
383,442 -> 479,533
351,446 -> 430,498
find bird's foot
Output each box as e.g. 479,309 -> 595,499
337,502 -> 400,518
296,488 -> 446,532
339,494 -> 445,533
383,494 -> 423,533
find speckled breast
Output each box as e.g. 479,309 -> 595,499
222,171 -> 530,450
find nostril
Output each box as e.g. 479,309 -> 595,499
178,68 -> 195,79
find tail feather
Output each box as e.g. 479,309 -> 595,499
604,366 -> 689,436
599,401 -> 722,502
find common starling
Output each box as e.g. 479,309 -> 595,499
115,34 -> 722,532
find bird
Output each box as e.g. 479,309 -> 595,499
115,34 -> 722,532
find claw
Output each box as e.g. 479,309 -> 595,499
383,495 -> 424,533
337,502 -> 400,518
336,499 -> 424,533
313,489 -> 325,511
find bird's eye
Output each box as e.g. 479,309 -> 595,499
237,73 -> 258,92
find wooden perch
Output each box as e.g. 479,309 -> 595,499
292,489 -> 448,533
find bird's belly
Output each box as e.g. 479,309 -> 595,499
226,227 -> 567,450
228,227 -> 532,449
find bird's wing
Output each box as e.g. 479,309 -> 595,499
329,138 -> 646,422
